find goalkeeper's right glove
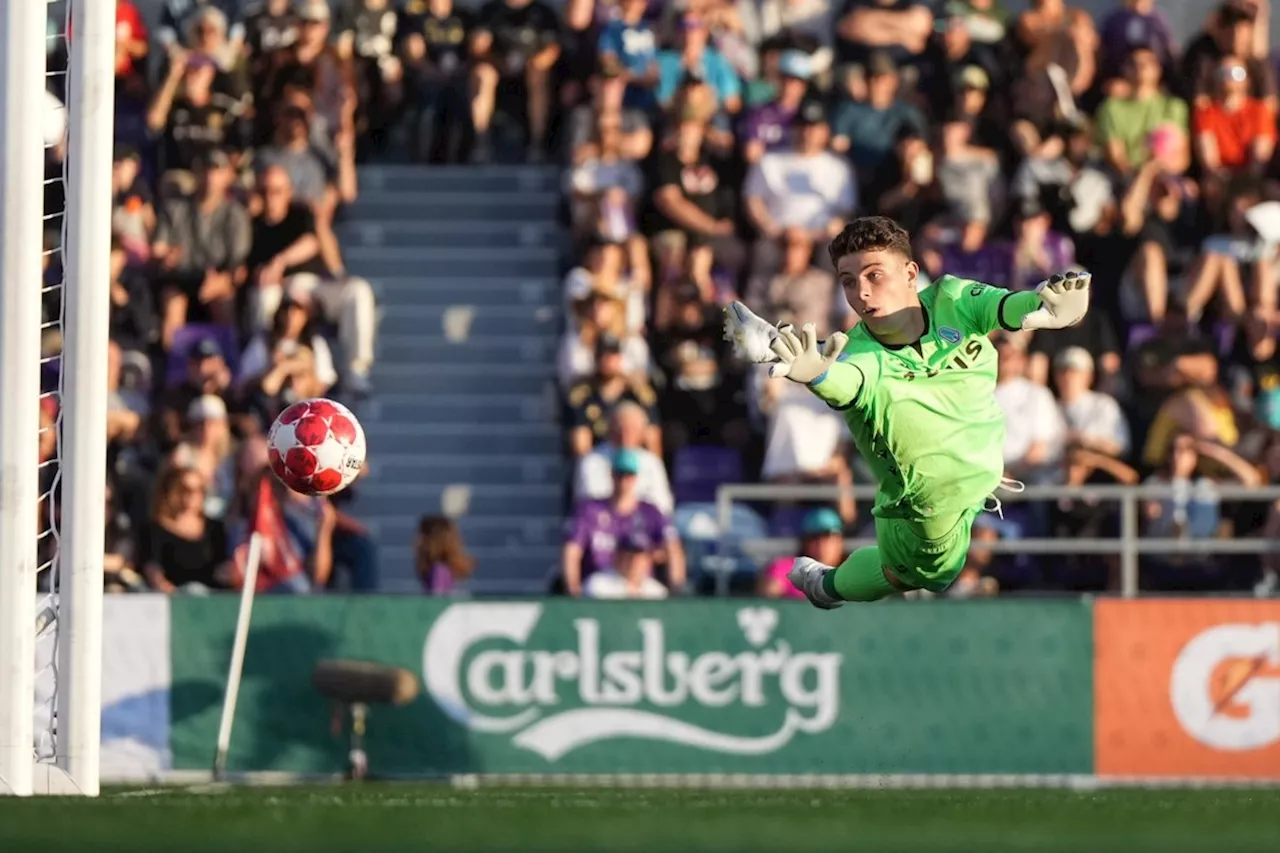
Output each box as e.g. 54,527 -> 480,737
769,323 -> 849,385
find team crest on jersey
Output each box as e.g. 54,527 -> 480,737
938,326 -> 962,344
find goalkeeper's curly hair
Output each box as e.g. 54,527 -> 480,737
828,216 -> 914,267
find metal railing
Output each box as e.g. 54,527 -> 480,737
713,483 -> 1280,598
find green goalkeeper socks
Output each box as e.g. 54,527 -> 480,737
822,547 -> 900,602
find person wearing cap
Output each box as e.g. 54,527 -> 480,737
557,287 -> 651,393
157,1 -> 246,57
174,394 -> 235,519
562,448 -> 685,596
830,50 -> 927,178
156,337 -> 234,448
1054,346 -> 1131,460
744,99 -> 855,273
758,508 -> 846,599
151,146 -> 251,348
574,401 -> 673,514
468,0 -> 562,163
739,49 -> 814,164
566,330 -> 660,456
583,532 -> 670,600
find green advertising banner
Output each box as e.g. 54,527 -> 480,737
169,598 -> 1093,776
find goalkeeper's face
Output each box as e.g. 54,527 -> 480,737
836,249 -> 922,330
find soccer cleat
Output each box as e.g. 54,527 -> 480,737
723,301 -> 781,364
787,557 -> 844,610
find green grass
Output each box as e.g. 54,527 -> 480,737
1,785 -> 1278,852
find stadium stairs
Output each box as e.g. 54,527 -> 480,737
339,165 -> 565,594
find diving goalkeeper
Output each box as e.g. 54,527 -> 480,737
725,216 -> 1090,607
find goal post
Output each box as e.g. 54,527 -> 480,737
0,0 -> 114,798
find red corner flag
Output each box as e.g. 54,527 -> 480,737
232,476 -> 305,591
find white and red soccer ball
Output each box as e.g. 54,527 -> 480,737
267,398 -> 366,497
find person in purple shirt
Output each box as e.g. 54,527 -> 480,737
1098,0 -> 1177,88
739,50 -> 812,164
561,447 -> 686,596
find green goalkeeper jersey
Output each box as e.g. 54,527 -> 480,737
808,275 -> 1043,521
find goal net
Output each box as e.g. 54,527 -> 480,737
0,0 -> 113,797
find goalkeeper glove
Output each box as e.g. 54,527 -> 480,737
1021,271 -> 1091,331
769,323 -> 849,384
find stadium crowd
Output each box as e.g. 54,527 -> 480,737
552,0 -> 1280,599
37,0 -> 1280,600
42,0 -> 386,596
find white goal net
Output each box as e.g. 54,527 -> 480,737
0,0 -> 113,797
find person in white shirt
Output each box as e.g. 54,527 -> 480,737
994,335 -> 1066,484
583,532 -> 669,600
574,401 -> 674,514
743,100 -> 856,273
1053,346 -> 1130,459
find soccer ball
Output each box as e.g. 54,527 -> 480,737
267,398 -> 366,497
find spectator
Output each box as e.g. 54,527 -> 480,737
1181,0 -> 1275,104
469,0 -> 562,162
1228,312 -> 1280,432
398,0 -> 475,163
333,0 -> 405,157
565,112 -> 646,246
103,480 -> 145,594
561,241 -> 646,335
597,0 -> 660,113
1010,198 -> 1076,293
1053,347 -> 1131,459
111,147 -> 155,269
238,290 -> 339,394
262,0 -> 354,154
1095,47 -> 1188,178
656,13 -> 743,115
758,507 -> 844,599
151,149 -> 251,346
247,166 -> 377,393
739,49 -> 813,165
919,13 -> 1011,125
994,335 -> 1066,485
1097,0 -> 1177,89
744,229 -> 846,339
415,515 -> 474,594
1141,344 -> 1239,470
243,0 -> 301,76
156,334 -> 233,446
743,100 -> 856,275
1192,57 -> 1276,179
574,402 -> 673,514
565,67 -> 654,164
566,333 -> 661,456
645,108 -> 741,300
561,448 -> 686,596
653,280 -> 750,457
558,298 -> 649,393
830,51 -> 926,187
108,239 -> 159,356
146,53 -> 245,190
834,0 -> 934,69
111,1 -> 151,82
934,112 -> 1003,253
141,463 -> 230,593
171,394 -> 237,521
157,1 -> 246,60
584,532 -> 670,599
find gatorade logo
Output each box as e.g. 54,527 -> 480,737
1170,623 -> 1280,751
1095,601 -> 1280,778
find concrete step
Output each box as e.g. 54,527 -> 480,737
338,219 -> 560,250
355,482 -> 563,518
357,165 -> 560,194
364,453 -> 563,486
346,191 -> 560,222
366,392 -> 557,425
376,304 -> 559,338
364,421 -> 563,456
345,245 -> 561,279
369,363 -> 555,395
371,276 -> 559,308
376,334 -> 558,366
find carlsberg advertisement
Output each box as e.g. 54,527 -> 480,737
167,598 -> 1092,776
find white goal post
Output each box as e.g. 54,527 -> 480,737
0,0 -> 114,797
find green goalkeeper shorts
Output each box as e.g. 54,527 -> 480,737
876,506 -> 984,593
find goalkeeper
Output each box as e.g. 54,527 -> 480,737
724,216 -> 1090,607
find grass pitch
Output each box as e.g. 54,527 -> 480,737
1,784 -> 1277,852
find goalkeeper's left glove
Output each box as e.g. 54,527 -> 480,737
1021,271 -> 1091,331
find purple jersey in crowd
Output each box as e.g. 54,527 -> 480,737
939,233 -> 1075,291
739,101 -> 798,153
566,499 -> 675,579
1099,7 -> 1176,77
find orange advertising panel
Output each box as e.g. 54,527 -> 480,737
1095,599 -> 1280,778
